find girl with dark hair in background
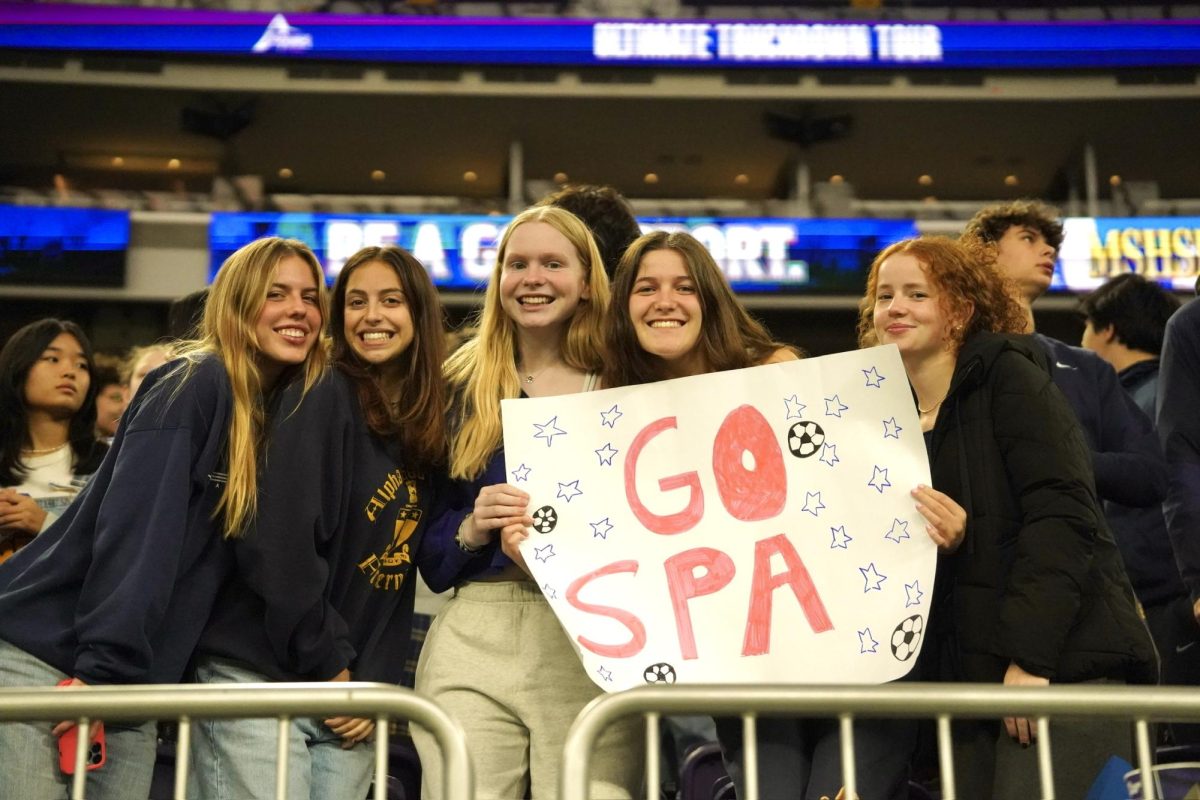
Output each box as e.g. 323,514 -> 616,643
189,245 -> 449,800
0,318 -> 106,563
861,236 -> 1155,798
0,237 -> 328,800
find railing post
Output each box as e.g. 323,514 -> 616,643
374,717 -> 389,800
839,713 -> 857,800
644,712 -> 659,800
743,712 -> 758,800
275,716 -> 290,800
176,716 -> 192,800
71,717 -> 90,800
1036,717 -> 1054,800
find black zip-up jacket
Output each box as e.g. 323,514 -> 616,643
925,332 -> 1156,685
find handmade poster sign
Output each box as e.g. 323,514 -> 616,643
500,344 -> 933,692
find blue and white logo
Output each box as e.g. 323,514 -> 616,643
252,14 -> 313,54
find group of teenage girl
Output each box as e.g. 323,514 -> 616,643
0,192 -> 1155,800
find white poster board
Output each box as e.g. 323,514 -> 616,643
500,345 -> 933,692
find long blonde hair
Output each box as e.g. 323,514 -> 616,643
174,237 -> 329,538
445,206 -> 609,479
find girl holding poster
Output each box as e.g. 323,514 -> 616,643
412,206 -> 643,800
594,230 -> 923,800
189,245 -> 449,800
0,237 -> 327,800
861,236 -> 1156,799
601,230 -> 798,385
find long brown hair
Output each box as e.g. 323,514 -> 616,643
444,206 -> 609,480
330,246 -> 447,469
603,230 -> 795,388
857,236 -> 1026,350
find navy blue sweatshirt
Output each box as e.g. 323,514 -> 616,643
1158,299 -> 1200,604
1035,333 -> 1167,509
195,369 -> 448,683
1105,359 -> 1188,607
0,357 -> 234,685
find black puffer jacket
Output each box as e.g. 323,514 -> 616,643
925,331 -> 1157,686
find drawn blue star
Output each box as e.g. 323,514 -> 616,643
863,366 -> 886,388
784,394 -> 806,420
830,525 -> 852,549
590,517 -> 613,540
594,443 -> 618,466
882,417 -> 903,439
860,562 -> 887,592
596,665 -> 613,682
802,491 -> 826,517
824,395 -> 849,418
600,405 -> 623,429
557,480 -> 583,503
884,518 -> 910,543
534,544 -> 556,563
533,416 -> 567,447
905,581 -> 924,608
858,628 -> 879,654
819,442 -> 840,467
543,583 -> 558,600
511,463 -> 531,482
868,466 -> 892,494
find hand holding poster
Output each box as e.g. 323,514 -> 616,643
500,345 -> 933,691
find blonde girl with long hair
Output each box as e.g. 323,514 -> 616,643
0,237 -> 327,800
412,206 -> 643,799
189,244 -> 450,800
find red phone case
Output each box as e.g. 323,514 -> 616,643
56,679 -> 106,774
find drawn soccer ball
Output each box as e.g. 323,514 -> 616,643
532,505 -> 557,534
787,421 -> 825,458
643,663 -> 677,684
891,615 -> 924,662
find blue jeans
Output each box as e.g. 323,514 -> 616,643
188,656 -> 374,800
0,638 -> 156,800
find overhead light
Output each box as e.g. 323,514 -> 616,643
644,172 -> 659,185
278,167 -> 294,179
553,172 -> 569,184
1109,174 -> 1123,186
917,174 -> 933,186
734,173 -> 750,185
371,169 -> 386,181
830,174 -> 845,184
923,195 -> 938,204
1004,175 -> 1019,187
463,170 -> 478,183
60,150 -> 217,173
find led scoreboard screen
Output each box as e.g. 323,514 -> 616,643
1057,217 -> 1200,294
0,205 -> 130,287
209,213 -> 918,294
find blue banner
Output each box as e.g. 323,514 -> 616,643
209,212 -> 918,294
3,5 -> 1200,70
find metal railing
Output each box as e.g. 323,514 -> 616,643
561,682 -> 1200,800
0,682 -> 472,800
